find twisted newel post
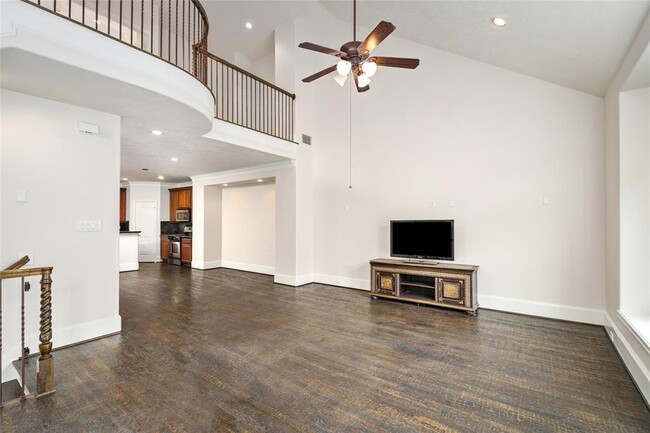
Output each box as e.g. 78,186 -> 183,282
37,268 -> 55,396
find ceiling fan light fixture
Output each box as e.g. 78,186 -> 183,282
357,73 -> 371,88
336,60 -> 352,76
361,60 -> 377,78
334,74 -> 348,87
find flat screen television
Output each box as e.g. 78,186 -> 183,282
390,220 -> 454,261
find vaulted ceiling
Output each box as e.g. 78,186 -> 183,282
202,0 -> 650,96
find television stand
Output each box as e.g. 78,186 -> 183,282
369,259 -> 478,314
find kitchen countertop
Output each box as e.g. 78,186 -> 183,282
120,231 -> 141,234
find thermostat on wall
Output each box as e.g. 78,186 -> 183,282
77,121 -> 99,135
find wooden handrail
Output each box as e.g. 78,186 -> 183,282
0,266 -> 53,280
200,49 -> 296,99
3,255 -> 30,271
0,265 -> 55,407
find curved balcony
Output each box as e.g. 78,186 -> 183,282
21,0 -> 296,142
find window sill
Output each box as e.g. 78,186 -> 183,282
618,310 -> 650,353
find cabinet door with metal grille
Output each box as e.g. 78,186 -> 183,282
437,277 -> 465,305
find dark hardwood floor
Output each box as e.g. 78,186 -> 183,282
1,263 -> 649,432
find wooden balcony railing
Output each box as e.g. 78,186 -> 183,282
0,257 -> 55,407
22,0 -> 296,143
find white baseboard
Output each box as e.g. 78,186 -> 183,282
272,273 -> 314,287
222,260 -> 274,276
2,315 -> 122,383
119,262 -> 139,272
191,260 -> 222,270
312,274 -> 369,291
56,315 -> 122,347
295,274 -> 313,286
605,312 -> 650,405
478,294 -> 604,325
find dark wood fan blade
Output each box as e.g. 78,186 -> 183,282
373,56 -> 420,69
353,70 -> 370,93
302,65 -> 338,83
358,21 -> 396,54
298,42 -> 346,58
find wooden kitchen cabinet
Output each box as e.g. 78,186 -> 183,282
169,187 -> 192,221
161,237 -> 170,262
178,188 -> 192,208
181,237 -> 192,265
119,188 -> 127,222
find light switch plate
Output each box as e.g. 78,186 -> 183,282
448,200 -> 456,207
16,190 -> 27,202
428,201 -> 436,208
543,196 -> 551,205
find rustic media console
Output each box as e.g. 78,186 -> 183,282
369,259 -> 478,314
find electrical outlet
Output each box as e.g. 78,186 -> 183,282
78,220 -> 103,232
427,201 -> 436,208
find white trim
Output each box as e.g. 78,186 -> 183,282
605,312 -> 650,404
56,315 -> 122,347
119,262 -> 139,272
295,274 -> 314,287
191,260 -> 222,270
191,160 -> 294,182
126,181 -> 162,187
222,260 -> 274,275
618,310 -> 650,353
203,118 -> 298,160
312,274 -> 369,291
273,274 -> 310,287
478,294 -> 605,325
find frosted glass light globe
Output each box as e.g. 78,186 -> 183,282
357,73 -> 371,88
361,60 -> 377,78
336,60 -> 352,76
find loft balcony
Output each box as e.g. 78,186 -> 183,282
10,0 -> 296,146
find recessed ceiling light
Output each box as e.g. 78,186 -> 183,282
158,175 -> 165,180
151,130 -> 163,136
491,17 -> 507,27
257,179 -> 263,182
171,157 -> 179,162
245,22 -> 253,30
222,183 -> 229,187
122,178 -> 128,181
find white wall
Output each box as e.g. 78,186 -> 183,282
620,87 -> 650,316
293,10 -> 605,324
222,183 -> 276,274
0,89 -> 121,378
254,51 -> 275,84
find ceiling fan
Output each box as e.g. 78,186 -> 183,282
298,0 -> 419,92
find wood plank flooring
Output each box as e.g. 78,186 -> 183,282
1,263 -> 648,432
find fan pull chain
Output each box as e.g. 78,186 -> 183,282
349,75 -> 353,189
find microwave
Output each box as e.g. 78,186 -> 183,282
176,208 -> 191,222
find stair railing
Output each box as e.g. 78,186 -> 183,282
0,256 -> 54,408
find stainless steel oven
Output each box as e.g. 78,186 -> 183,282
168,235 -> 181,265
